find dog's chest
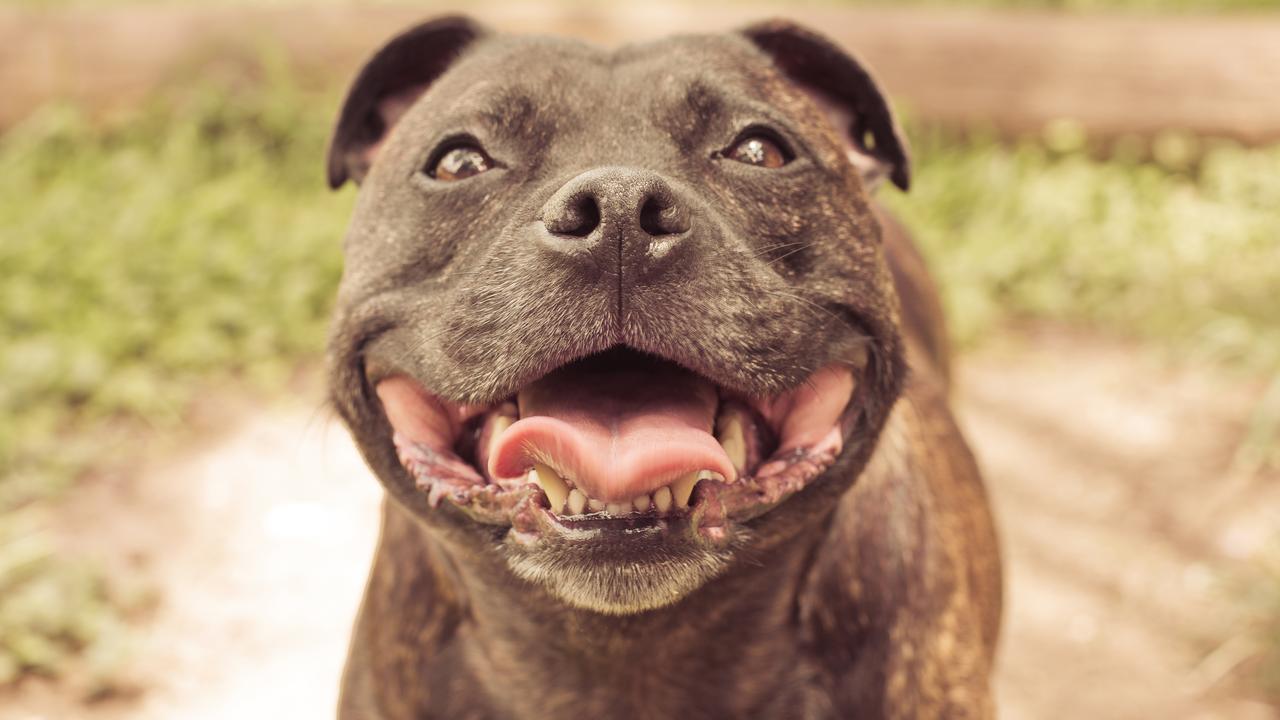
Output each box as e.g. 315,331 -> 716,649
446,619 -> 833,720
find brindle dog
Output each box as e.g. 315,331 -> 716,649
326,15 -> 1001,719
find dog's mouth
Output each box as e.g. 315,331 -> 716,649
373,347 -> 860,541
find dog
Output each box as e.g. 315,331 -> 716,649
325,15 -> 1002,719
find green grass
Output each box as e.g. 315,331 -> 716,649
884,125 -> 1280,375
1,69 -> 1278,688
0,82 -> 351,510
885,124 -> 1280,478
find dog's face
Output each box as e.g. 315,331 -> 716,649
328,17 -> 910,614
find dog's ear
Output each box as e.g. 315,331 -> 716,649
741,19 -> 910,192
326,15 -> 488,189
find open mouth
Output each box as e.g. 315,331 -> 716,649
373,347 -> 859,540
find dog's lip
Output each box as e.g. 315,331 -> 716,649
373,351 -> 859,535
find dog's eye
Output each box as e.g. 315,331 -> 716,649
726,134 -> 790,168
430,144 -> 493,181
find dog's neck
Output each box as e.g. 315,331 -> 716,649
377,502 -> 832,718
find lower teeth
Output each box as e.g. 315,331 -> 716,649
526,464 -> 712,517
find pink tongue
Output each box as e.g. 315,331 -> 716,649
487,357 -> 736,502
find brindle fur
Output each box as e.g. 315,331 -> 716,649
327,16 -> 1001,719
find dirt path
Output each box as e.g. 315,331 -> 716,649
3,330 -> 1277,719
960,329 -> 1278,720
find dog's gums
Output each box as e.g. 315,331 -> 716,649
375,348 -> 861,540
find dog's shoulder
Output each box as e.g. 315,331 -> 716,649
799,361 -> 1002,717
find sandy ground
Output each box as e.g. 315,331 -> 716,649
3,329 -> 1278,719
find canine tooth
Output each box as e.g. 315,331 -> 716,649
672,471 -> 699,509
487,415 -> 513,457
716,412 -> 747,472
606,502 -> 629,516
632,494 -> 650,512
530,464 -> 569,513
567,489 -> 587,516
653,486 -> 672,513
587,498 -> 606,512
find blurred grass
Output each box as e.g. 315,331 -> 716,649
886,123 -> 1280,478
1,64 -> 1278,688
0,70 -> 351,686
884,124 -> 1280,375
0,77 -> 350,511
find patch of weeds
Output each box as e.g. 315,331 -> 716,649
0,509 -> 152,696
884,127 -> 1280,376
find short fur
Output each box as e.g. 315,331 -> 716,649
326,16 -> 1001,719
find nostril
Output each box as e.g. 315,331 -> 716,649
639,195 -> 690,237
546,194 -> 601,238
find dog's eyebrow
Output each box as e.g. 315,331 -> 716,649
642,76 -> 728,152
476,90 -> 541,138
681,79 -> 725,118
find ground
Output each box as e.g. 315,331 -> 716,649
1,328 -> 1276,719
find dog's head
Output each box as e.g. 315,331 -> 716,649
327,16 -> 909,614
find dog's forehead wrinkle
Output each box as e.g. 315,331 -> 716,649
449,35 -> 776,149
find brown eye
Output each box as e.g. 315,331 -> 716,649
431,145 -> 493,181
727,134 -> 789,168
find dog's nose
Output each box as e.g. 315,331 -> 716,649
540,167 -> 691,247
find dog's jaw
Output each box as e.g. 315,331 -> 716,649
363,343 -> 870,609
368,346 -> 874,613
376,349 -> 863,523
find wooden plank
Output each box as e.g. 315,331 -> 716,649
2,3 -> 1279,142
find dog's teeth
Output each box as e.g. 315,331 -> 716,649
587,498 -> 606,513
632,494 -> 650,512
530,464 -> 569,513
716,411 -> 747,472
566,489 -> 587,516
605,502 -> 629,516
672,471 -> 700,509
653,486 -> 672,513
487,415 -> 514,458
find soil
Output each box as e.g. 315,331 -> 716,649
2,327 -> 1277,720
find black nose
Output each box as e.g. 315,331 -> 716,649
540,167 -> 691,243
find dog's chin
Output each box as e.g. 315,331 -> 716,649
501,529 -> 736,614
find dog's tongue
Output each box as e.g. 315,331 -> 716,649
488,356 -> 736,502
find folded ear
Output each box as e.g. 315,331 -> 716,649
326,15 -> 488,189
741,19 -> 910,192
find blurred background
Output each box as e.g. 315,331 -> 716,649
1,0 -> 1278,718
